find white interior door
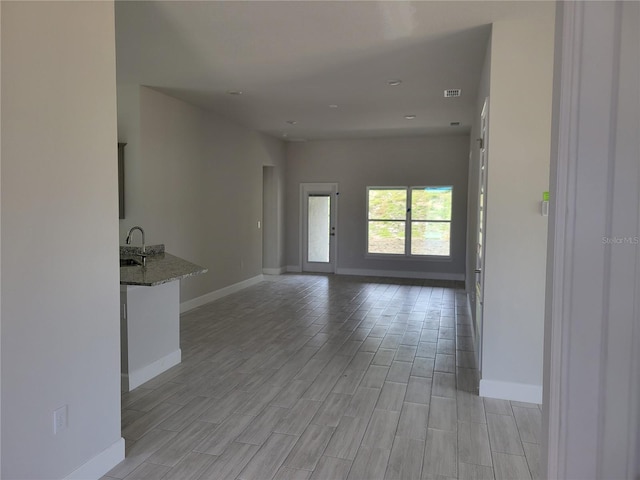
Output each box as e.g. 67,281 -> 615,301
475,98 -> 489,376
301,183 -> 337,273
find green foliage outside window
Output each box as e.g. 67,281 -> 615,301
368,189 -> 407,220
368,186 -> 452,256
411,187 -> 452,221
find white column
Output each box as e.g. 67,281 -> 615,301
543,2 -> 640,478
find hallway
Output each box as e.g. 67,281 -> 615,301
105,274 -> 541,480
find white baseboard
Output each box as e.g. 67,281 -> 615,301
479,379 -> 543,404
122,349 -> 182,391
282,266 -> 463,281
263,267 -> 286,275
64,437 -> 125,480
336,268 -> 465,281
180,274 -> 265,313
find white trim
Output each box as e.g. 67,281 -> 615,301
123,349 -> 181,391
364,253 -> 452,262
64,437 -> 125,480
300,183 -> 339,273
286,265 -> 302,273
466,293 -> 473,321
366,185 -> 455,258
466,291 -> 482,379
544,3 -> 581,477
544,3 -> 640,478
180,275 -> 265,313
480,379 -> 542,404
262,267 -> 286,275
544,3 -> 579,477
336,268 -> 464,281
474,97 -> 489,383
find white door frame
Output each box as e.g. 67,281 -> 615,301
299,183 -> 338,273
474,97 -> 489,378
543,2 -> 640,478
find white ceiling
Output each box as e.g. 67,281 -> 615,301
115,1 -> 548,141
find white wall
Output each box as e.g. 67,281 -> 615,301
1,2 -> 123,478
480,7 -> 555,402
543,2 -> 640,478
117,86 -> 286,304
285,136 -> 469,279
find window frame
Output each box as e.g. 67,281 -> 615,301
366,185 -> 453,259
366,186 -> 408,256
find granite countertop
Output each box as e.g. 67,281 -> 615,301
120,245 -> 207,286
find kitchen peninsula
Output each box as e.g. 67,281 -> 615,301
120,243 -> 207,391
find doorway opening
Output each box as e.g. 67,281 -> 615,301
262,166 -> 279,274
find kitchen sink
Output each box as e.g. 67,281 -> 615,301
120,258 -> 142,267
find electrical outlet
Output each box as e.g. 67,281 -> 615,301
53,405 -> 68,434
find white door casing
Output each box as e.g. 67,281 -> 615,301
300,183 -> 338,273
475,97 -> 489,377
543,2 -> 640,479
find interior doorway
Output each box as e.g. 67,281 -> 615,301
262,166 -> 279,274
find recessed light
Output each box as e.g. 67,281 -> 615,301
388,80 -> 402,86
329,104 -> 339,109
404,115 -> 416,120
226,90 -> 243,95
286,120 -> 298,125
450,121 -> 460,126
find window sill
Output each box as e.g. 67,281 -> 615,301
365,254 -> 453,263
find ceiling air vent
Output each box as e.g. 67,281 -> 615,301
444,89 -> 461,98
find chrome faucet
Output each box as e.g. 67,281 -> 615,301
125,226 -> 147,266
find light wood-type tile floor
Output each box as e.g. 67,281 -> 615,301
104,274 -> 542,480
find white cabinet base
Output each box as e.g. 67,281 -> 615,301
120,281 -> 181,392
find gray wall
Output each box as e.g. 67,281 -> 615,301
479,6 -> 556,402
1,2 -> 122,478
285,135 -> 469,279
262,165 -> 285,271
117,86 -> 287,304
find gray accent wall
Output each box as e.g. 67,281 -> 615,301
117,86 -> 286,303
285,136 -> 469,279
